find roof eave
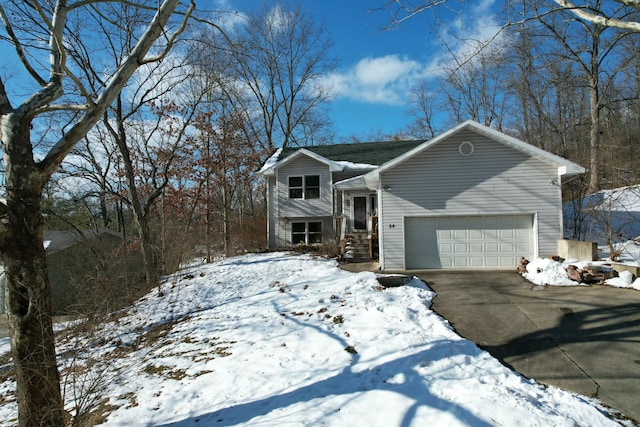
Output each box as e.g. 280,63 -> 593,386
559,164 -> 586,178
372,120 -> 586,176
334,174 -> 378,191
259,148 -> 344,176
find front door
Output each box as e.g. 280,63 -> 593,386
353,196 -> 367,230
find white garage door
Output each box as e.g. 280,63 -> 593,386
405,215 -> 534,269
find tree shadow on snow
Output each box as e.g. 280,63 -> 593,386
157,309 -> 495,427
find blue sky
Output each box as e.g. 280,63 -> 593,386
0,1 -> 501,141
288,0 -> 501,140
212,0 -> 502,140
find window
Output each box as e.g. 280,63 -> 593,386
305,176 -> 320,199
288,175 -> 320,199
307,221 -> 322,243
292,222 -> 322,244
289,176 -> 303,199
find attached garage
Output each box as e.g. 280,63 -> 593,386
404,215 -> 534,269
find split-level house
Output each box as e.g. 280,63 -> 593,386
259,120 -> 585,270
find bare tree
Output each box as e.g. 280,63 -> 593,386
0,1 -> 193,425
108,94 -> 202,287
444,42 -> 512,129
406,79 -> 440,138
531,0 -> 633,192
222,2 -> 336,151
382,0 -> 637,192
380,0 -> 640,32
406,28 -> 512,135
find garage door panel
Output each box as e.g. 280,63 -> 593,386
469,229 -> 483,239
485,243 -> 499,253
440,243 -> 453,254
454,243 -> 468,253
500,242 -> 514,252
501,229 -> 515,238
405,215 -> 533,269
485,257 -> 500,267
454,230 -> 467,239
469,257 -> 484,267
454,257 -> 469,267
485,229 -> 498,239
469,243 -> 483,252
438,230 -> 452,239
440,258 -> 453,268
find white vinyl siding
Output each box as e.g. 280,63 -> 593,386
380,130 -> 561,270
271,155 -> 334,248
268,176 -> 276,248
277,156 -> 332,217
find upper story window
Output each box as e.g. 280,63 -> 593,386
288,175 -> 320,199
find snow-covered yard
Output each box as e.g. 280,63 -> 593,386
0,252 -> 631,426
523,236 -> 640,291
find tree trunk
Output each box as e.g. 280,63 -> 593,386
112,100 -> 159,288
588,75 -> 601,194
1,121 -> 65,427
136,216 -> 159,287
223,181 -> 232,257
205,187 -> 212,264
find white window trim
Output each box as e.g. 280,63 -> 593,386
291,221 -> 322,245
288,175 -> 320,200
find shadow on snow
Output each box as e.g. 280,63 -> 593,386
158,301 -> 494,427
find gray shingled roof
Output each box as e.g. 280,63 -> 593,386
280,139 -> 425,166
44,229 -> 122,253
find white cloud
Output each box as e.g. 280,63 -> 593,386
211,0 -> 247,31
436,0 -> 505,63
323,2 -> 505,107
326,54 -> 429,105
264,4 -> 291,33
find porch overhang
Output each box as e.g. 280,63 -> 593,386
334,175 -> 378,191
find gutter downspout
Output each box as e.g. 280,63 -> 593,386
377,181 -> 384,270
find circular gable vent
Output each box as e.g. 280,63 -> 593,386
458,141 -> 474,156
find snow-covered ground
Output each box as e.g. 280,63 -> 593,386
564,184 -> 640,246
0,252 -> 631,426
547,184 -> 640,290
523,239 -> 640,291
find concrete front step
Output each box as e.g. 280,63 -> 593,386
343,233 -> 374,262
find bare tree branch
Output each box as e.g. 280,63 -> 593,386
142,0 -> 194,64
378,1 -> 640,32
38,0 -> 192,179
553,0 -> 640,31
374,0 -> 451,29
0,4 -> 46,86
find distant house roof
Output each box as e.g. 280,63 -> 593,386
44,229 -> 123,254
279,140 -> 426,166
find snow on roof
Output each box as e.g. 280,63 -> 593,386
257,147 -> 282,173
258,140 -> 425,176
334,160 -> 377,170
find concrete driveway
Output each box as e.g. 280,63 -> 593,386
409,270 -> 640,424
